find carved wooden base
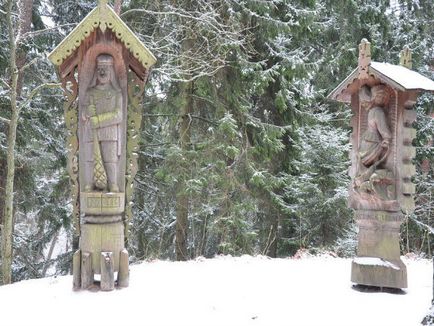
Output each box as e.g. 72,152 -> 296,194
351,210 -> 407,289
73,221 -> 129,291
351,258 -> 407,289
80,191 -> 125,215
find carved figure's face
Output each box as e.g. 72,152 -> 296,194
97,64 -> 111,85
372,91 -> 387,106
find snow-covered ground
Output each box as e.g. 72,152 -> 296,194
0,254 -> 431,326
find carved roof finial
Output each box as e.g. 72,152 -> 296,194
399,45 -> 412,69
358,38 -> 371,79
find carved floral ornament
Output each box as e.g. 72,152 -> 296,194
48,1 -> 156,69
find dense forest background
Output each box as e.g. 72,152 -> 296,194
0,0 -> 433,283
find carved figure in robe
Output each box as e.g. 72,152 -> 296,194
354,84 -> 395,200
82,54 -> 122,193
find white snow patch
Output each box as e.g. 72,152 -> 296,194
354,256 -> 400,270
0,255 -> 431,326
371,61 -> 434,91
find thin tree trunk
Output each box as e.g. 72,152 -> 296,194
175,80 -> 193,261
113,0 -> 122,15
16,0 -> 33,97
1,0 -> 19,285
42,230 -> 59,277
0,158 -> 6,230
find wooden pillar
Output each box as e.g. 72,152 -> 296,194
100,251 -> 114,291
72,250 -> 81,290
81,252 -> 93,289
118,249 -> 129,287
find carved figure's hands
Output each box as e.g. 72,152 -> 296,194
381,139 -> 390,148
82,112 -> 90,122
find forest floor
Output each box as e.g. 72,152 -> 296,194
0,253 -> 431,326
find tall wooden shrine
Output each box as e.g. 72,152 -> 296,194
49,0 -> 156,290
329,39 -> 434,289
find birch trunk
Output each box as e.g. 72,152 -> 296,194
1,0 -> 19,285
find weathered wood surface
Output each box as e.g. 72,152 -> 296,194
118,249 -> 129,287
100,251 -> 114,291
80,222 -> 124,273
81,251 -> 93,289
72,250 -> 81,290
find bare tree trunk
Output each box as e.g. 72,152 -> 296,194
0,158 -> 6,230
1,0 -> 19,285
16,0 -> 34,97
175,80 -> 193,261
42,230 -> 59,277
113,0 -> 122,15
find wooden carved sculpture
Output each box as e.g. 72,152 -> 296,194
49,0 -> 156,291
329,40 -> 434,289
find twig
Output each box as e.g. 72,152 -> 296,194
0,78 -> 11,89
18,23 -> 77,42
191,115 -> 217,126
18,83 -> 61,111
0,117 -> 11,124
18,57 -> 38,73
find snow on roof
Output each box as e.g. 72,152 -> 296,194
328,61 -> 434,103
370,62 -> 434,91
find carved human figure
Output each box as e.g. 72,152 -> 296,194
354,84 -> 394,200
83,54 -> 122,193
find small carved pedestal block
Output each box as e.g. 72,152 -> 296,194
351,211 -> 407,288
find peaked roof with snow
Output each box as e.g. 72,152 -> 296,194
48,0 -> 156,69
328,45 -> 434,103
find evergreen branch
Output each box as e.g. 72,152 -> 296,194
409,214 -> 434,235
143,113 -> 177,117
18,83 -> 61,111
191,115 -> 217,126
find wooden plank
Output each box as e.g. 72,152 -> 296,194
401,195 -> 415,214
101,251 -> 114,291
402,146 -> 416,161
81,251 -> 93,289
402,163 -> 416,177
403,109 -> 417,124
403,127 -> 417,144
72,250 -> 81,290
118,249 -> 129,287
402,182 -> 416,195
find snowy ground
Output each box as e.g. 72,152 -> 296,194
0,254 -> 431,326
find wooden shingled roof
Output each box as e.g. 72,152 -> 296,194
48,0 -> 156,69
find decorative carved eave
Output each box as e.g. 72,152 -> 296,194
328,62 -> 434,103
48,1 -> 156,70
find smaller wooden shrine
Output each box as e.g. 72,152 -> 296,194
48,0 -> 156,290
329,39 -> 434,289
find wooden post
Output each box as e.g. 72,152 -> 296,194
101,251 -> 114,291
81,251 -> 93,289
72,250 -> 81,290
118,249 -> 129,287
